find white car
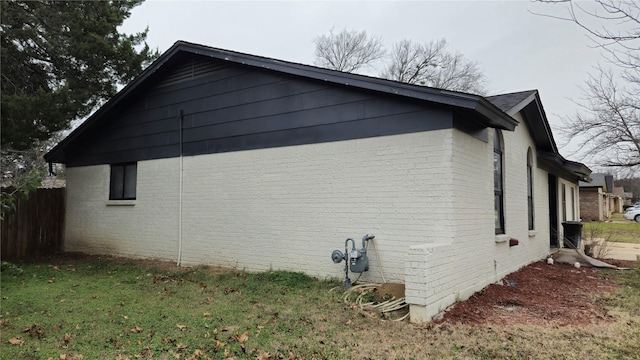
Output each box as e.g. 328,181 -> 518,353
623,207 -> 640,222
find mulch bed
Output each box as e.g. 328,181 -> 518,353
438,259 -> 636,326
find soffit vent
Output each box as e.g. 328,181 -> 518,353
156,55 -> 226,88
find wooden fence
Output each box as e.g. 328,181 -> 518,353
1,188 -> 65,261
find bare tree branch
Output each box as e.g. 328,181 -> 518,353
536,1 -> 640,172
313,29 -> 487,94
380,39 -> 443,84
561,67 -> 640,168
313,28 -> 385,73
380,39 -> 487,94
1,132 -> 65,186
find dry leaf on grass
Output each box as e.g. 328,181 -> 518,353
214,339 -> 225,350
130,326 -> 143,333
176,324 -> 188,331
9,336 -> 24,345
140,347 -> 151,357
59,354 -> 83,360
22,324 -> 44,338
232,331 -> 249,343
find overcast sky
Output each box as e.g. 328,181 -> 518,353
120,0 -> 611,164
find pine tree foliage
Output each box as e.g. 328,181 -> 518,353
0,0 -> 158,153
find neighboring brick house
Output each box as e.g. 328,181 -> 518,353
44,41 -> 590,323
579,173 -> 623,221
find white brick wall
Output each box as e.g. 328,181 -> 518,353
65,130 -> 456,282
406,128 -> 494,322
407,115 -> 560,322
65,158 -> 180,260
179,130 -> 456,281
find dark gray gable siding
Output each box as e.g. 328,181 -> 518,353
65,54 -> 454,167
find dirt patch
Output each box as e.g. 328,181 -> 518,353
19,252 -> 230,274
376,283 -> 405,299
439,259 -> 636,326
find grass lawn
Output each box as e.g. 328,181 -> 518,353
1,257 -> 639,360
583,213 -> 640,243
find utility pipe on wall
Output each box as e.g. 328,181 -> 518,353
177,109 -> 184,266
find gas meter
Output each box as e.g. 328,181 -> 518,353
331,234 -> 374,288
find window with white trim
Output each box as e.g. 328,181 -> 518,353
110,162 -> 137,200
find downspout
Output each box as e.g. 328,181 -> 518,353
48,162 -> 56,176
177,109 -> 184,266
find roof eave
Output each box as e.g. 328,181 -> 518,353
538,151 -> 592,183
475,98 -> 518,131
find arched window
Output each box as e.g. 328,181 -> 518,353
494,129 -> 504,234
527,148 -> 534,230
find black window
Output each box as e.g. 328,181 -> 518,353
561,183 -> 567,222
110,163 -> 137,200
494,129 -> 505,234
527,148 -> 534,230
